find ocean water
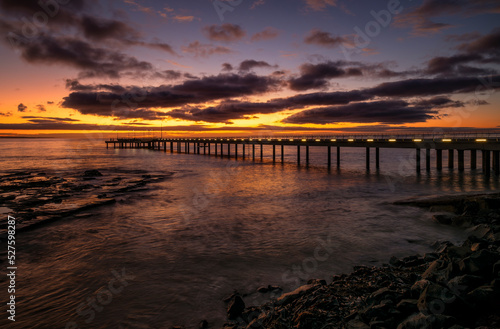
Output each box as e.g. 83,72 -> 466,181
0,137 -> 498,328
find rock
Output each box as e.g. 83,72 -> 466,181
458,249 -> 500,277
423,253 -> 439,262
445,245 -> 472,260
433,214 -> 453,225
422,260 -> 444,280
390,256 -> 403,267
466,224 -> 492,240
227,295 -> 245,320
199,320 -> 209,329
417,283 -> 456,314
347,319 -> 370,329
257,286 -> 268,293
276,284 -> 317,306
397,313 -> 456,329
410,280 -> 430,298
447,275 -> 484,295
360,300 -> 393,322
366,287 -> 400,306
466,285 -> 497,308
267,285 -> 282,291
396,299 -> 419,315
83,170 -> 103,177
307,279 -> 326,285
493,261 -> 500,278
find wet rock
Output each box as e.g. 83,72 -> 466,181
307,279 -> 326,285
447,275 -> 484,295
417,283 -> 456,314
410,280 -> 429,298
227,295 -> 245,320
458,249 -> 500,277
421,260 -> 445,280
257,286 -> 268,293
433,214 -> 454,225
493,261 -> 500,278
466,224 -> 492,240
83,170 -> 103,177
199,320 -> 209,329
276,284 -> 317,306
397,313 -> 456,329
347,319 -> 370,329
396,299 -> 419,315
390,256 -> 404,267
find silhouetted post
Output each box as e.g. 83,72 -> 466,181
327,146 -> 331,169
208,143 -> 210,155
252,144 -> 255,161
306,145 -> 309,166
297,145 -> 301,166
436,149 -> 442,170
272,144 -> 276,163
416,148 -> 421,172
242,144 -> 245,159
164,142 -> 166,152
228,143 -> 231,158
260,144 -> 263,161
220,143 -> 223,157
426,148 -> 431,171
471,149 -> 477,169
484,150 -> 491,175
170,142 -> 173,153
366,147 -> 370,170
448,149 -> 454,168
235,143 -> 238,159
281,144 -> 284,163
376,147 -> 380,169
337,147 -> 340,167
494,151 -> 500,175
458,150 -> 464,171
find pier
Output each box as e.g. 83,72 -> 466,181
106,134 -> 500,175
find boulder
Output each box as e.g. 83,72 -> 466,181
466,285 -> 497,309
417,283 -> 455,315
227,295 -> 245,320
422,260 -> 445,280
276,284 -> 317,306
458,249 -> 500,277
346,319 -> 370,329
433,214 -> 453,225
493,261 -> 500,278
396,299 -> 419,315
447,275 -> 484,296
396,313 -> 456,329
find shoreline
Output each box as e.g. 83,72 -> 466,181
209,192 -> 500,329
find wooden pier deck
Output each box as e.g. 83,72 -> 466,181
106,134 -> 500,175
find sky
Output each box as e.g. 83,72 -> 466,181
0,0 -> 499,137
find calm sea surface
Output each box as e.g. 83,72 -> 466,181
0,137 -> 498,328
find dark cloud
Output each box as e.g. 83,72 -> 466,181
412,96 -> 464,108
17,103 -> 27,112
47,101 -> 54,105
166,100 -> 285,123
80,15 -> 138,41
289,61 -> 362,91
222,63 -> 233,71
0,111 -> 12,117
21,116 -> 80,122
250,27 -> 279,42
426,54 -> 483,75
65,79 -> 127,93
36,104 -> 47,112
283,100 -> 438,124
395,0 -> 500,35
457,29 -> 500,55
182,41 -> 232,57
304,0 -> 338,11
152,70 -> 183,80
304,29 -> 346,48
203,24 -> 246,42
12,34 -> 152,78
61,74 -> 282,118
238,60 -> 277,72
366,75 -> 500,97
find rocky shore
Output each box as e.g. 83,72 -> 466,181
209,192 -> 500,329
0,169 -> 171,234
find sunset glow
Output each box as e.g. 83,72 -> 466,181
0,0 -> 499,137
